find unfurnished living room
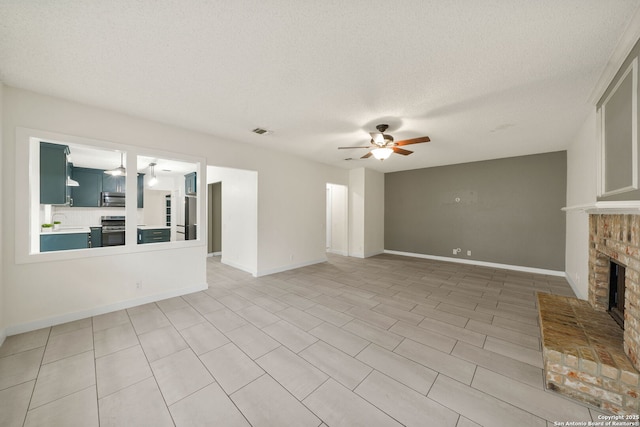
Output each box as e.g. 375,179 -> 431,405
2,1 -> 640,426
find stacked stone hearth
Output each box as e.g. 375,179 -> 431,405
539,214 -> 640,414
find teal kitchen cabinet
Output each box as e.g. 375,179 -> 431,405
102,174 -> 126,193
90,227 -> 102,248
40,233 -> 90,252
71,167 -> 104,207
40,142 -> 70,205
185,172 -> 197,195
137,228 -> 170,244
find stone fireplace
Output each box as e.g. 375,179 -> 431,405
589,214 -> 640,368
539,213 -> 640,414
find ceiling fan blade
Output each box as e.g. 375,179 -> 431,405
393,147 -> 413,156
395,136 -> 430,146
369,132 -> 385,144
361,152 -> 373,159
338,146 -> 374,149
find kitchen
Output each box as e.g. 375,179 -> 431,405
38,141 -> 198,252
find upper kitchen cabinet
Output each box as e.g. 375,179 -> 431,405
71,167 -> 103,207
40,142 -> 70,205
185,172 -> 197,195
102,174 -> 126,193
69,167 -> 144,208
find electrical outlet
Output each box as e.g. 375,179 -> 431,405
467,250 -> 471,256
136,281 -> 142,289
453,249 -> 457,255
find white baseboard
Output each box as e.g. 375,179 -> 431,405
5,282 -> 208,336
364,250 -> 385,258
564,274 -> 587,300
384,250 -> 566,277
327,249 -> 348,256
221,259 -> 257,277
348,250 -> 385,259
256,257 -> 328,277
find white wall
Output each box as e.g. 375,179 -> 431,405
327,183 -> 348,256
4,89 -> 208,333
255,155 -> 347,276
207,166 -> 258,275
348,168 -> 384,258
364,168 -> 385,257
565,110 -> 598,299
349,168 -> 366,257
2,86 -> 347,332
0,84 -> 5,345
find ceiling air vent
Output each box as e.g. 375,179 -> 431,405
252,127 -> 270,135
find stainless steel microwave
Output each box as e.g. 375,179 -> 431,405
100,192 -> 125,207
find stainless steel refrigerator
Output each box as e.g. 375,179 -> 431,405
185,195 -> 197,240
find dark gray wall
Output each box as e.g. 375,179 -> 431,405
384,151 -> 567,271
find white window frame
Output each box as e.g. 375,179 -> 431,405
598,57 -> 638,197
15,127 -> 206,264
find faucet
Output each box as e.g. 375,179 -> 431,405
51,213 -> 67,224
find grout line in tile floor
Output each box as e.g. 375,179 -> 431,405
0,253 -> 611,426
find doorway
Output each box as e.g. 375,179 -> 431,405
206,165 -> 258,276
208,182 -> 222,255
326,183 -> 348,255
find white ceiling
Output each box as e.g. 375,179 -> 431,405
2,1 -> 639,173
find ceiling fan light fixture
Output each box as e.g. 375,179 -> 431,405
372,147 -> 393,160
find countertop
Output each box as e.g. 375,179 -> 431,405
41,226 -> 91,235
137,225 -> 170,230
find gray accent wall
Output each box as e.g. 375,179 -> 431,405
384,151 -> 567,271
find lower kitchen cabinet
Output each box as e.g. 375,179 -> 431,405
137,228 -> 170,244
90,227 -> 103,248
40,233 -> 90,252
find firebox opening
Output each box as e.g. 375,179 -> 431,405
609,260 -> 626,329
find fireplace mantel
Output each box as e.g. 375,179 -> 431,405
563,201 -> 640,215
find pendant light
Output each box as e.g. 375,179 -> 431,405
148,162 -> 158,187
105,152 -> 126,176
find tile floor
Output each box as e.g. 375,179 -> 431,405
0,254 -> 611,426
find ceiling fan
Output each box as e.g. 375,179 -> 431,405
338,124 -> 430,161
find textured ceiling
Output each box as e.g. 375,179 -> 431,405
1,0 -> 639,173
